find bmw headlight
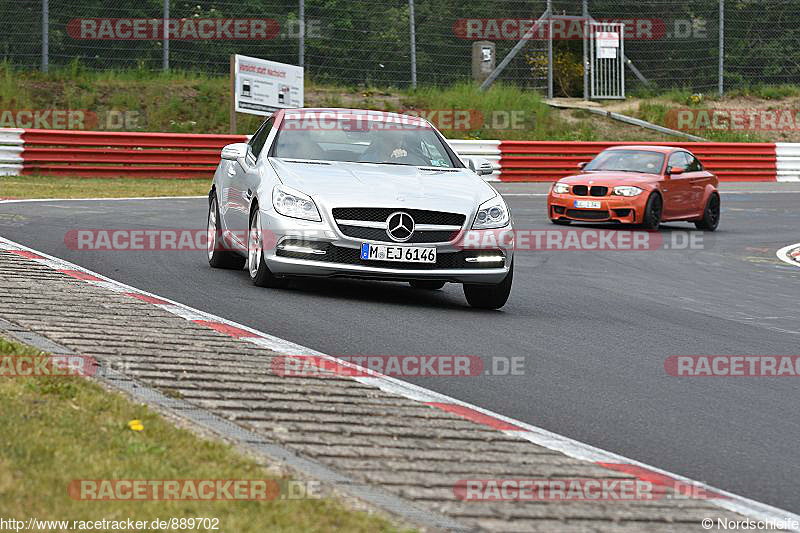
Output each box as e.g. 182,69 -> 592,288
552,182 -> 570,194
612,186 -> 644,197
472,196 -> 510,229
272,185 -> 321,221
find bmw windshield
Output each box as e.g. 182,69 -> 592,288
271,112 -> 460,168
584,150 -> 665,174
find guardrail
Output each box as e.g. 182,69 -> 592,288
500,141 -> 778,182
1,128 -> 792,182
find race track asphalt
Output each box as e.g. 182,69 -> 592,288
2,182 -> 799,512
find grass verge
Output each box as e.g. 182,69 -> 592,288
0,176 -> 210,199
0,336 -> 403,532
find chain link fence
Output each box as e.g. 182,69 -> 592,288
1,1 -> 798,94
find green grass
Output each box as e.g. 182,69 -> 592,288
633,101 -> 768,142
0,336 -> 404,532
0,176 -> 211,199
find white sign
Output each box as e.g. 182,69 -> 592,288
598,47 -> 617,59
596,31 -> 620,49
234,54 -> 303,116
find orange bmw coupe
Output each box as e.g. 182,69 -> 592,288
547,145 -> 720,231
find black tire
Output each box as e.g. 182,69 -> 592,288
694,193 -> 720,231
640,192 -> 663,230
207,192 -> 246,270
409,280 -> 446,290
463,261 -> 513,310
248,206 -> 289,288
551,219 -> 572,225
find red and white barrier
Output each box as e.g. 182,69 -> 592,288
0,128 -> 793,182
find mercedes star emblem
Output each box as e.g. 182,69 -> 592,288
386,212 -> 415,242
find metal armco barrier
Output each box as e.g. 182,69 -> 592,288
0,128 -> 789,182
499,141 -> 778,182
20,130 -> 245,179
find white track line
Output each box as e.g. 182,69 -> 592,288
776,243 -> 800,268
0,234 -> 798,528
0,196 -> 206,204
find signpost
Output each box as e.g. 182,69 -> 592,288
230,54 -> 304,133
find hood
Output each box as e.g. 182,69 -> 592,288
559,171 -> 662,186
268,158 -> 497,214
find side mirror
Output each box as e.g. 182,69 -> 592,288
468,157 -> 494,176
667,166 -> 685,175
221,143 -> 248,161
577,161 -> 588,170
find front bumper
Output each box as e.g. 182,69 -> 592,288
547,192 -> 648,224
260,208 -> 513,285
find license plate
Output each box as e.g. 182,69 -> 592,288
574,200 -> 601,209
360,243 -> 437,263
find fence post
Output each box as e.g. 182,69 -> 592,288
299,0 -> 305,67
409,0 -> 417,88
41,0 -> 48,72
162,0 -> 169,71
582,0 -> 588,99
546,0 -> 553,98
718,0 -> 724,95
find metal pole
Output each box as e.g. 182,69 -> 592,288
41,0 -> 48,72
479,8 -> 551,91
162,0 -> 169,71
409,0 -> 417,88
582,0 -> 588,99
546,0 -> 553,98
299,0 -> 305,67
718,0 -> 724,95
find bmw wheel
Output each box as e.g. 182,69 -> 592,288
641,192 -> 662,231
694,193 -> 720,231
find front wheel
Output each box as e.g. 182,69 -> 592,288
463,261 -> 513,310
248,208 -> 288,288
640,193 -> 663,231
694,193 -> 720,231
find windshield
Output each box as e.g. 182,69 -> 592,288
271,113 -> 458,168
584,150 -> 665,174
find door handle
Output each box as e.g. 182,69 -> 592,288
227,166 -> 236,177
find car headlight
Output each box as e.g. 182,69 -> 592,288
272,185 -> 321,221
472,196 -> 510,229
612,186 -> 644,197
552,182 -> 570,194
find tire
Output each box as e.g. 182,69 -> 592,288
462,261 -> 513,310
207,192 -> 246,270
409,280 -> 446,290
640,192 -> 663,230
248,206 -> 288,288
694,193 -> 720,231
551,218 -> 571,225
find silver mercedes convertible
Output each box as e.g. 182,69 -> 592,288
207,108 -> 514,309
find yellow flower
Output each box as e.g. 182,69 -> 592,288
127,419 -> 144,432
